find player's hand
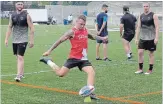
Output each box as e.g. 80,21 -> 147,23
135,39 -> 139,45
29,42 -> 34,48
97,31 -> 101,36
154,38 -> 158,45
120,34 -> 122,37
43,51 -> 51,56
5,39 -> 8,47
103,36 -> 108,41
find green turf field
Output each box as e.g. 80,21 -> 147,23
0,19 -> 9,25
1,25 -> 162,104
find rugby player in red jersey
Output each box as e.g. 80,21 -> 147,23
40,15 -> 107,99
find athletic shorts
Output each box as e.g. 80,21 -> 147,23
96,30 -> 108,44
96,39 -> 108,44
138,39 -> 156,51
13,42 -> 28,56
122,34 -> 135,42
64,58 -> 92,71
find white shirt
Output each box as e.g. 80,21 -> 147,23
68,15 -> 73,21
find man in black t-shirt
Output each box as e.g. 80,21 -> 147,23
120,6 -> 137,60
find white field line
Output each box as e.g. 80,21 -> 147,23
1,70 -> 53,77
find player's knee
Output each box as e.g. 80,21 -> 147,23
138,51 -> 143,56
17,55 -> 24,60
149,52 -> 154,57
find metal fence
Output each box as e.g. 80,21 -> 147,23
1,1 -> 162,29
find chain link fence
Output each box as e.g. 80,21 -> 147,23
1,1 -> 162,30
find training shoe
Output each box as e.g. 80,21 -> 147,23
14,76 -> 21,82
144,70 -> 152,75
40,57 -> 52,64
127,57 -> 132,60
135,70 -> 143,74
96,57 -> 102,60
103,58 -> 112,61
90,93 -> 100,100
20,75 -> 25,78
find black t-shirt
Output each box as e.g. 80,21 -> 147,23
11,11 -> 28,27
120,13 -> 137,35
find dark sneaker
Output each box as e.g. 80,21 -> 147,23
103,58 -> 112,61
40,57 -> 52,64
96,57 -> 102,60
14,76 -> 21,82
90,93 -> 100,100
127,56 -> 132,60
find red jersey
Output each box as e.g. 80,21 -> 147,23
69,27 -> 88,60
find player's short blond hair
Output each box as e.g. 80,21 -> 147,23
77,15 -> 86,22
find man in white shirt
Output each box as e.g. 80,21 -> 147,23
68,14 -> 73,24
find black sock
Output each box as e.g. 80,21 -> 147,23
149,64 -> 153,70
130,52 -> 132,55
139,63 -> 143,70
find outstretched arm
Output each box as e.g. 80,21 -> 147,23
88,33 -> 108,41
43,30 -> 74,56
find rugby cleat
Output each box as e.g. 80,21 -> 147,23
135,69 -> 143,74
40,57 -> 52,64
14,76 -> 21,82
103,58 -> 112,61
90,93 -> 100,100
96,57 -> 102,60
144,70 -> 152,75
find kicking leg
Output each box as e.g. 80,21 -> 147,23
40,57 -> 69,77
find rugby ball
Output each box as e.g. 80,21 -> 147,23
79,86 -> 95,97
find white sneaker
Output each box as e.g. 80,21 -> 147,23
20,75 -> 25,78
14,76 -> 21,82
144,70 -> 152,75
135,70 -> 143,74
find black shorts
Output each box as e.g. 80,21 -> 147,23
122,34 -> 134,42
138,39 -> 156,51
64,58 -> 92,71
13,42 -> 28,56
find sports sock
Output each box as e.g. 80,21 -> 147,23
47,60 -> 58,69
149,64 -> 153,70
139,63 -> 143,70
